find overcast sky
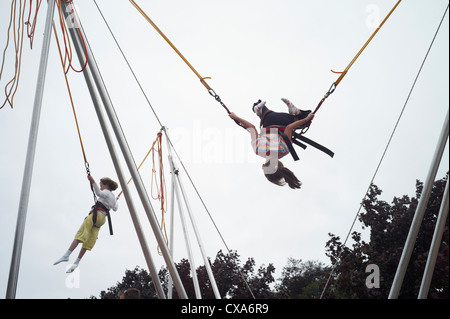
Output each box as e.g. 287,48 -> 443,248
1,0 -> 448,299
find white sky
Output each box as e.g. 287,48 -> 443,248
0,0 -> 448,299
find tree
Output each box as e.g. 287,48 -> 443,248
324,173 -> 449,299
92,174 -> 448,299
96,266 -> 159,299
167,250 -> 276,299
275,258 -> 331,299
94,250 -> 275,299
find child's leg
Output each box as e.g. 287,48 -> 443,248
281,98 -> 311,119
69,239 -> 80,251
253,100 -> 269,117
54,214 -> 93,266
66,216 -> 104,273
281,98 -> 301,115
262,111 -> 296,127
65,248 -> 87,273
53,239 -> 80,265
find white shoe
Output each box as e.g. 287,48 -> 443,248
281,98 -> 301,115
66,264 -> 79,273
53,256 -> 69,265
252,100 -> 266,116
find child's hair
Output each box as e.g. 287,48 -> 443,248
100,177 -> 118,191
263,160 -> 302,189
118,288 -> 141,299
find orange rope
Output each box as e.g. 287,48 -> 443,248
116,132 -> 169,252
0,0 -> 27,109
332,0 -> 402,87
25,0 -> 43,49
128,0 -> 212,91
53,8 -> 88,167
150,132 -> 168,252
116,134 -> 160,198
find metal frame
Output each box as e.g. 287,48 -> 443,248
164,127 -> 221,299
389,111 -> 449,299
6,0 -> 57,299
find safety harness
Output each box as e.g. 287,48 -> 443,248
91,201 -> 114,235
259,110 -> 334,161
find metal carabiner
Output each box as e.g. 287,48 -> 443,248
85,161 -> 91,176
325,82 -> 336,98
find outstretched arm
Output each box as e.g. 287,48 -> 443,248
229,112 -> 258,138
88,175 -> 101,196
284,113 -> 315,139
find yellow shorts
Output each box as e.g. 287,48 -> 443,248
74,212 -> 106,251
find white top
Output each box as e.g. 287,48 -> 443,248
93,183 -> 118,212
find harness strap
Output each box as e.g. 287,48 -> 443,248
261,113 -> 300,161
279,131 -> 300,161
91,201 -> 114,235
292,132 -> 335,158
259,110 -> 273,128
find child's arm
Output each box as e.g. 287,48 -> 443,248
229,113 -> 258,138
284,113 -> 315,139
88,175 -> 101,196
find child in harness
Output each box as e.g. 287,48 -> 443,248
53,175 -> 118,273
229,98 -> 314,189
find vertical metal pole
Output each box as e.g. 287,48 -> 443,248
62,3 -> 165,299
6,0 -> 56,299
174,165 -> 221,299
418,177 -> 449,298
389,110 -> 449,299
167,174 -> 176,299
164,128 -> 221,299
169,156 -> 202,299
65,3 -> 187,299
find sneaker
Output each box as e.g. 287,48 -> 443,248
281,98 -> 311,118
66,264 -> 78,273
53,256 -> 69,265
252,100 -> 266,117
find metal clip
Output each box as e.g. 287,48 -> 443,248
85,161 -> 91,175
325,82 -> 336,98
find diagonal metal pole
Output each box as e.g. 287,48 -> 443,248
389,110 -> 449,299
418,162 -> 449,298
6,0 -> 57,299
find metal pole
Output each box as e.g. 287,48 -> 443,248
167,173 -> 176,299
62,3 -> 165,299
418,175 -> 449,298
163,128 -> 221,299
6,0 -> 56,299
169,155 -> 202,299
66,3 -> 187,299
389,110 -> 449,299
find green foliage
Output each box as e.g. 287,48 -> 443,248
93,174 -> 448,299
324,173 -> 449,299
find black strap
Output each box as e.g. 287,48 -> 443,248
291,138 -> 307,150
91,205 -> 98,226
106,214 -> 114,235
279,131 -> 300,161
91,201 -> 114,235
260,116 -> 333,161
292,132 -> 335,158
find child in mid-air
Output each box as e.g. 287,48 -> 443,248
229,98 -> 314,189
53,175 -> 118,273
